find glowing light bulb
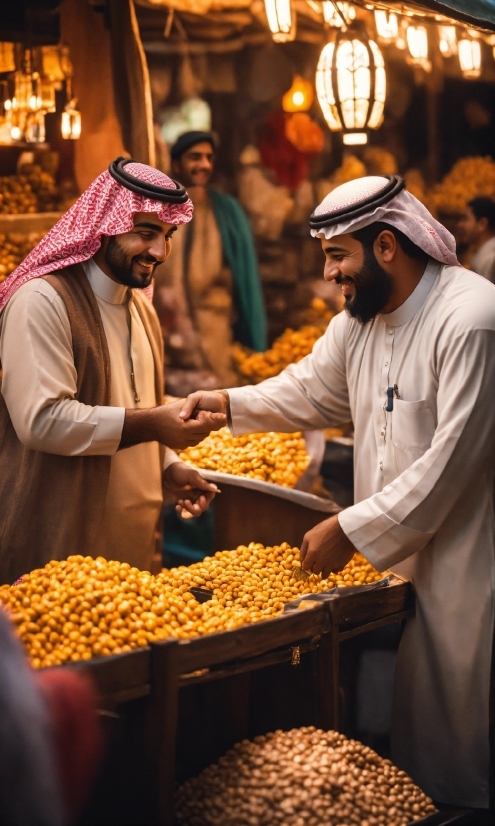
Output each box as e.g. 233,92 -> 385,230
10,125 -> 22,141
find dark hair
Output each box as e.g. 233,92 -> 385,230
468,197 -> 495,230
352,221 -> 428,263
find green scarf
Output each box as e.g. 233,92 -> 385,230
209,188 -> 267,352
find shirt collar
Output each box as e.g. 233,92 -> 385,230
380,258 -> 440,328
81,257 -> 129,305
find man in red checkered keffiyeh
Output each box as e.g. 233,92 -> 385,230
0,159 -> 225,585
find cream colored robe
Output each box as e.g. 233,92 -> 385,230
0,259 -> 179,570
228,260 -> 495,808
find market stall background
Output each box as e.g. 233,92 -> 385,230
1,2 -> 495,825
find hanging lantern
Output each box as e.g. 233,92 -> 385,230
322,2 -> 355,28
438,25 -> 457,57
374,11 -> 398,44
406,25 -> 430,70
25,111 -> 46,144
61,99 -> 81,139
282,76 -> 314,112
38,77 -> 56,113
458,38 -> 482,78
264,0 -> 296,43
316,22 -> 386,146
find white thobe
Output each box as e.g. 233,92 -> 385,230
228,260 -> 495,808
470,236 -> 495,283
0,259 -> 179,570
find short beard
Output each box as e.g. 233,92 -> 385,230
104,236 -> 158,289
341,246 -> 393,324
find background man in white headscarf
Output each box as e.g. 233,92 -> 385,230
180,175 -> 495,813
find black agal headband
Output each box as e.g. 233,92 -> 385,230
309,174 -> 405,231
108,157 -> 189,204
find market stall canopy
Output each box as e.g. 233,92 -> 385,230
394,0 -> 495,32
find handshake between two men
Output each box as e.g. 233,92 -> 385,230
119,392 -> 228,519
175,390 -> 357,581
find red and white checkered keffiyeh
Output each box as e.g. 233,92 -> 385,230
0,163 -> 193,312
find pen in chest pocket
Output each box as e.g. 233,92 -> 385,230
385,384 -> 400,412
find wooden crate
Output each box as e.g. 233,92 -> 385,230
412,812 -> 477,825
69,576 -> 412,824
148,576 -> 413,825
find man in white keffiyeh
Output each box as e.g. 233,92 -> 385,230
180,175 -> 495,812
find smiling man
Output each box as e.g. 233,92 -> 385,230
0,158 -> 226,583
180,175 -> 495,814
153,130 -> 266,394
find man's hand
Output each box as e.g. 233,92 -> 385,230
163,462 -> 219,517
300,515 -> 356,580
120,398 -> 226,451
180,390 -> 229,422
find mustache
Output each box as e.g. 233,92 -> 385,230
335,274 -> 354,285
133,254 -> 159,264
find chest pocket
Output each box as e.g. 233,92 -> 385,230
391,398 -> 436,474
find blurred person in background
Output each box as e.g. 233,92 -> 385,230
458,197 -> 495,282
0,608 -> 101,826
153,131 -> 267,395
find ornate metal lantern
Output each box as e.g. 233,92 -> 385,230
316,22 -> 386,146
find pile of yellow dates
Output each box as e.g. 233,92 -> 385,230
0,545 -> 383,669
180,428 -> 310,488
232,299 -> 333,384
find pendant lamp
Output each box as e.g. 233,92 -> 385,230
438,25 -> 457,57
316,21 -> 386,146
374,11 -> 398,44
406,25 -> 430,70
264,0 -> 296,43
458,38 -> 481,78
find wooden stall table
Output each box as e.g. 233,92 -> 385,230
67,575 -> 484,826
148,575 -> 413,825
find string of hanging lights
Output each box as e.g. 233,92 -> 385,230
0,45 -> 80,145
262,0 -> 495,145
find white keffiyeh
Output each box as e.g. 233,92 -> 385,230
311,176 -> 459,266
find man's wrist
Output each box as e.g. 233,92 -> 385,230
120,406 -> 163,449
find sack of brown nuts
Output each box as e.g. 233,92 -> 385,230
176,726 -> 436,826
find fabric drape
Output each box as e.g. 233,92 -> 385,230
209,189 -> 267,352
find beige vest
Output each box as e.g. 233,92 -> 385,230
0,264 -> 164,584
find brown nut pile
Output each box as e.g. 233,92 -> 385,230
0,545 -> 383,668
179,428 -> 310,488
176,727 -> 436,826
232,299 -> 333,384
0,232 -> 43,282
0,166 -> 59,214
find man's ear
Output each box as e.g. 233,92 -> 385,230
375,229 -> 397,264
171,158 -> 181,177
479,216 -> 489,234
